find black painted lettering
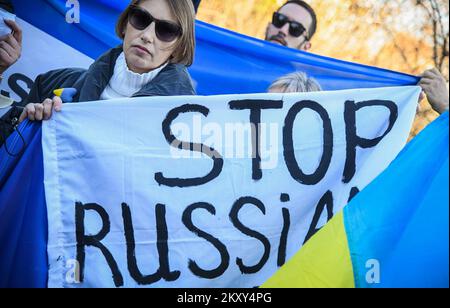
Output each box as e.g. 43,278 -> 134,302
75,202 -> 123,287
303,190 -> 334,244
343,100 -> 398,183
229,197 -> 270,274
229,100 -> 283,180
155,104 -> 224,187
283,100 -> 333,185
122,203 -> 180,285
182,203 -> 230,279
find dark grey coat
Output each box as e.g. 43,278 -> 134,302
1,46 -> 196,145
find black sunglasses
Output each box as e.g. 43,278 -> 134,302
272,12 -> 308,39
128,5 -> 182,42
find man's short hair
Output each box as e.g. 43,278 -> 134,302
268,72 -> 322,93
280,0 -> 317,39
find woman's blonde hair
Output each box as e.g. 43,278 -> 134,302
116,0 -> 196,67
268,72 -> 322,93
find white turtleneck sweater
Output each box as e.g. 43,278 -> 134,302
100,52 -> 167,100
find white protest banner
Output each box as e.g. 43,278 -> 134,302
43,86 -> 420,288
0,18 -> 93,104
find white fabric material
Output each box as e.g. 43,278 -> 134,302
100,52 -> 167,100
43,86 -> 420,288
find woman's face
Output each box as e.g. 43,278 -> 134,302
123,0 -> 179,74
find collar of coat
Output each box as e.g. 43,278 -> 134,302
72,46 -> 195,102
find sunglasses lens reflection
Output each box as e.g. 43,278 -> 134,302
156,21 -> 181,42
273,13 -> 287,28
272,12 -> 307,38
129,7 -> 181,42
289,23 -> 305,37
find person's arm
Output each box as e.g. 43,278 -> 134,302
418,68 -> 449,115
0,19 -> 22,77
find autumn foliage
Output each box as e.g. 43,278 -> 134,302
197,0 -> 449,137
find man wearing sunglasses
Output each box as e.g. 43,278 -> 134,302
265,0 -> 317,51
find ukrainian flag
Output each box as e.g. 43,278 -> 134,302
263,112 -> 449,288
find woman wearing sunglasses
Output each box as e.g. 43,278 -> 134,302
18,0 -> 195,123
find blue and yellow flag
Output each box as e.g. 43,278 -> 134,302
263,112 -> 449,288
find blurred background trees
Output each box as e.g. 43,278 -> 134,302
197,0 -> 449,137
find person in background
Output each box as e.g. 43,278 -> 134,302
265,0 -> 317,51
419,68 -> 449,115
268,71 -> 322,93
271,69 -> 449,116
